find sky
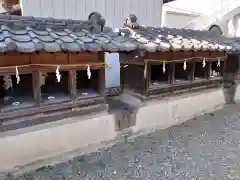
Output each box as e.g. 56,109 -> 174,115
165,0 -> 236,15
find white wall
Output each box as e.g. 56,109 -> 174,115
21,0 -> 163,28
163,12 -> 198,28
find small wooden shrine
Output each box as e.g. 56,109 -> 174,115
117,15 -> 238,100
0,12 -> 137,124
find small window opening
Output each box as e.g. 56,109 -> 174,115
150,64 -> 169,87
76,69 -> 100,99
174,63 -> 190,83
194,62 -> 209,80
0,73 -> 35,112
210,61 -> 224,78
41,71 -> 70,104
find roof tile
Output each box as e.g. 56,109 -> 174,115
0,12 -> 137,53
119,14 -> 240,53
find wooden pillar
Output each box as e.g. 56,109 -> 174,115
99,67 -> 106,97
143,62 -> 149,97
207,61 -> 212,79
169,62 -> 175,84
99,52 -> 106,97
190,61 -> 195,81
32,70 -> 41,106
69,69 -> 76,102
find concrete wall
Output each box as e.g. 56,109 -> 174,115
1,86 -> 237,175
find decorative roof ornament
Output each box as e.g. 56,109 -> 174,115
88,12 -> 106,33
124,14 -> 141,29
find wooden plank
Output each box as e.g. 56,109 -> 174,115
170,62 -> 175,84
69,69 -> 77,101
69,52 -> 100,64
147,52 -> 172,61
143,62 -> 149,97
194,51 -> 210,58
31,53 -> 68,64
190,61 -> 195,81
0,53 -> 31,67
0,96 -> 105,120
173,51 -> 194,60
99,68 -> 106,97
33,71 -> 41,106
210,51 -> 225,58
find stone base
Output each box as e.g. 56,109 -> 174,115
223,85 -> 237,104
105,87 -> 122,96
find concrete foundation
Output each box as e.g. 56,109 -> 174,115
1,85 -> 240,176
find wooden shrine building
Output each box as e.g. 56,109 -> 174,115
117,14 -> 239,100
0,12 -> 137,124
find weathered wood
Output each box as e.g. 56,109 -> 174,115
69,69 -> 77,101
190,61 -> 195,81
0,51 -> 107,124
147,52 -> 172,61
194,51 -> 210,58
170,62 -> 175,84
143,62 -> 149,97
210,51 -> 225,58
100,68 -> 106,97
173,51 -> 193,60
69,52 -> 100,64
207,62 -> 211,79
0,96 -> 105,120
31,53 -> 68,65
33,71 -> 41,106
0,53 -> 31,67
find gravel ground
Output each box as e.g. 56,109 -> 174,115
12,104 -> 240,180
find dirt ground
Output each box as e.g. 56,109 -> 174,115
9,104 -> 240,180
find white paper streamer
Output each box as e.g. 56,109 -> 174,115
3,75 -> 12,90
162,61 -> 166,74
202,58 -> 206,67
87,65 -> 91,79
56,66 -> 61,82
183,60 -> 187,70
16,66 -> 20,84
217,58 -> 221,67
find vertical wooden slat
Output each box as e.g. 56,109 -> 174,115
190,61 -> 196,81
207,61 -> 212,79
99,52 -> 106,97
99,68 -> 106,97
169,62 -> 175,84
32,71 -> 41,106
143,62 -> 149,97
69,69 -> 76,102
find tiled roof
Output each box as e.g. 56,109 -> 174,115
116,14 -> 240,53
0,13 -> 137,52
